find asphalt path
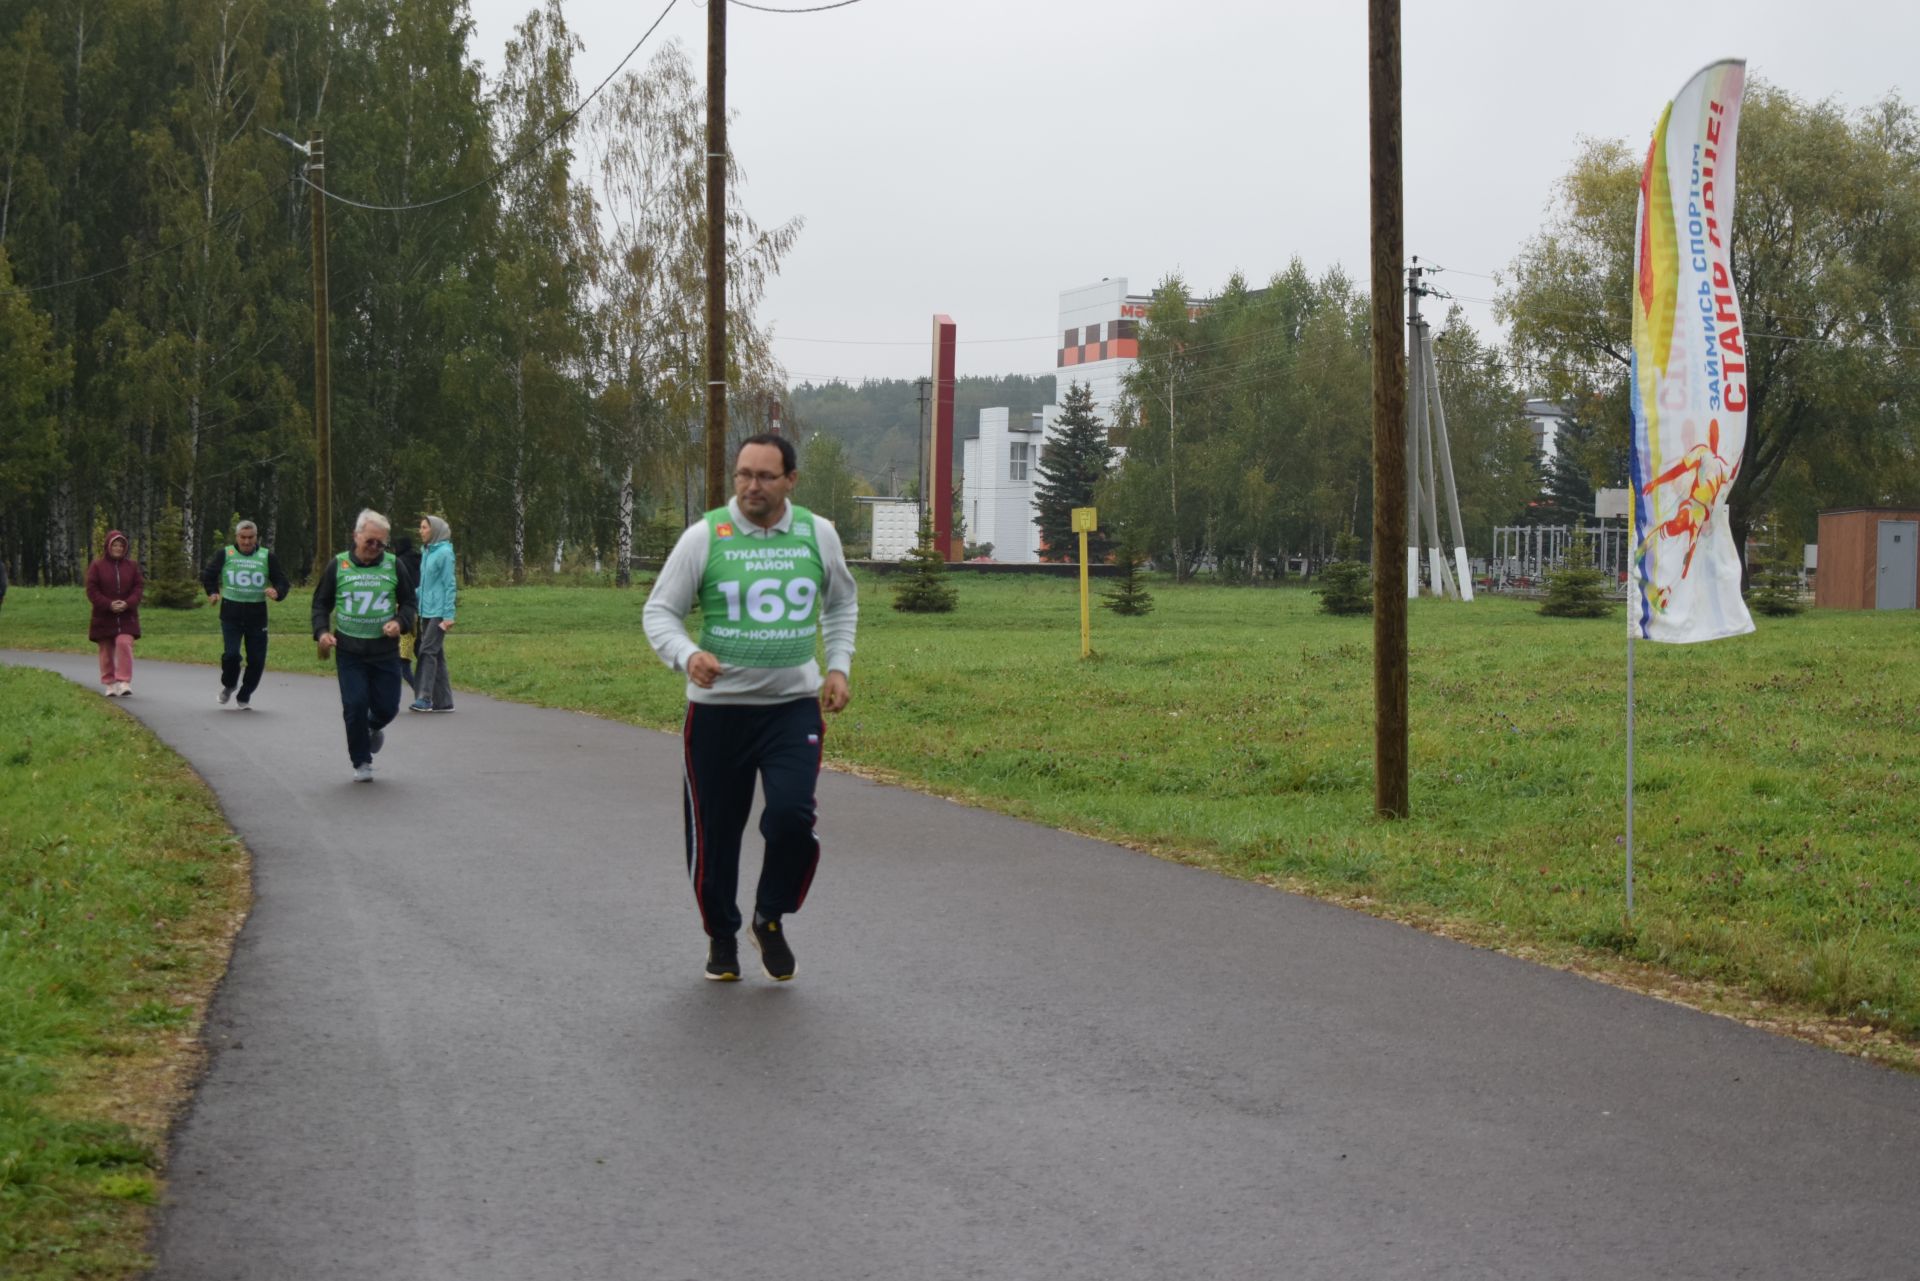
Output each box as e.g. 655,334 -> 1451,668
7,649 -> 1918,1280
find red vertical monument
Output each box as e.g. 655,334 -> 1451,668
930,315 -> 958,560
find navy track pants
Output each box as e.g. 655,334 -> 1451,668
681,697 -> 824,939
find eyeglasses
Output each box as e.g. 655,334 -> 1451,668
363,537 -> 387,549
734,470 -> 788,485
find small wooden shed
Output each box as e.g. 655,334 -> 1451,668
1814,508 -> 1920,609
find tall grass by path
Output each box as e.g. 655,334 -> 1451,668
0,666 -> 249,1280
3,577 -> 1916,1056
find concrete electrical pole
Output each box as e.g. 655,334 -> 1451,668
1407,259 -> 1424,600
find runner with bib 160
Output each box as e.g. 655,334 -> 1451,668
200,519 -> 291,709
644,434 -> 859,983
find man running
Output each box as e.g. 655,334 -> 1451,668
200,519 -> 291,708
312,510 -> 417,783
643,434 -> 859,982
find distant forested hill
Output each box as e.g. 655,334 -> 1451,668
788,375 -> 1056,494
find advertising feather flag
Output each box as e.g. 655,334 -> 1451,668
1628,60 -> 1755,643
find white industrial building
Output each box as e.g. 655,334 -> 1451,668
963,278 -> 1162,563
1524,398 -> 1566,460
962,408 -> 1048,560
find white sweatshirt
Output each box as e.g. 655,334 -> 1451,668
642,498 -> 859,705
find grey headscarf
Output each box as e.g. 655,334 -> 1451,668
423,515 -> 452,545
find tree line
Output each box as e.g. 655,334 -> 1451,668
1501,79 -> 1920,572
787,374 -> 1055,497
0,0 -> 795,586
7,31 -> 1910,592
1078,262 -> 1537,579
1040,80 -> 1920,579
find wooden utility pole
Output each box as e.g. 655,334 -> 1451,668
309,132 -> 333,577
1369,0 -> 1410,818
704,0 -> 728,510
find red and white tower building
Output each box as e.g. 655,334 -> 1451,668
964,279 -> 1157,563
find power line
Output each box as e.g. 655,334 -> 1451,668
302,0 -> 679,214
1422,262 -> 1503,282
5,189 -> 284,296
5,0 -> 680,291
778,332 -> 1056,346
1449,283 -> 1920,345
727,0 -> 865,11
783,295 -> 1920,393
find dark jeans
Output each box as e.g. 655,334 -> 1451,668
220,619 -> 269,701
415,619 -> 453,709
681,698 -> 825,938
335,648 -> 404,767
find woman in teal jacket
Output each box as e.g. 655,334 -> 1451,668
411,515 -> 458,712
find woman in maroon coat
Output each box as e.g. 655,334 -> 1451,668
85,530 -> 144,696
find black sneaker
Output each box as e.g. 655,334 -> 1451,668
750,916 -> 796,981
218,685 -> 232,705
368,726 -> 385,755
705,936 -> 741,982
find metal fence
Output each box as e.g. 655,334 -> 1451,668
1487,524 -> 1630,591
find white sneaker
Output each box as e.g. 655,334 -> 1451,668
352,763 -> 374,783
103,685 -> 120,697
116,682 -> 131,697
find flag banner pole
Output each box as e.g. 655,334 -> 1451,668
1626,59 -> 1754,920
1626,633 -> 1636,919
1628,59 -> 1754,646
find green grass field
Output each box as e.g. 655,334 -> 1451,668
0,666 -> 247,1280
4,576 -> 1916,1058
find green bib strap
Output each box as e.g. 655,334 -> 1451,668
220,545 -> 271,603
333,551 -> 400,639
697,505 -> 826,668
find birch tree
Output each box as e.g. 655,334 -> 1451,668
489,0 -> 591,581
585,39 -> 799,583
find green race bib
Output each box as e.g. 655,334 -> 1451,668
333,551 -> 399,639
697,506 -> 825,668
220,545 -> 271,603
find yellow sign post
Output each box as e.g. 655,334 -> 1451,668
1071,507 -> 1098,657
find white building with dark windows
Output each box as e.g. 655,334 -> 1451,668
1524,398 -> 1566,460
963,278 -> 1164,563
1054,278 -> 1151,426
962,407 -> 1046,561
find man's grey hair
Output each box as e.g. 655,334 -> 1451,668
354,509 -> 391,536
234,519 -> 258,537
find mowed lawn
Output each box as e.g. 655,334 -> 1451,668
0,666 -> 247,1279
5,575 -> 1916,1054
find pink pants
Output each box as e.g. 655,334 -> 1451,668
97,635 -> 134,686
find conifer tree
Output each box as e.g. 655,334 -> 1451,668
1101,535 -> 1154,616
1745,518 -> 1806,617
1032,382 -> 1115,562
1316,533 -> 1372,616
145,507 -> 204,609
892,519 -> 957,613
1539,528 -> 1614,618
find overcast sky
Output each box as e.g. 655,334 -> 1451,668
461,0 -> 1920,388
